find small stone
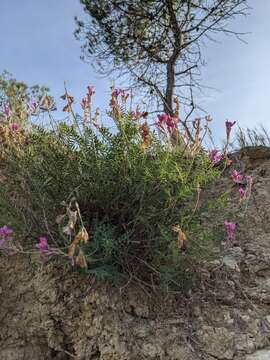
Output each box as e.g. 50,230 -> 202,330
246,349 -> 270,360
223,254 -> 240,272
224,312 -> 234,325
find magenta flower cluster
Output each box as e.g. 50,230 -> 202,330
81,85 -> 96,110
231,170 -> 253,200
111,88 -> 129,102
36,237 -> 56,261
156,113 -> 179,133
224,220 -> 237,244
0,226 -> 57,261
225,120 -> 236,140
0,226 -> 14,254
231,169 -> 242,184
220,119 -> 253,246
239,187 -> 247,200
225,166 -> 253,245
80,86 -> 96,123
0,226 -> 13,247
209,149 -> 223,165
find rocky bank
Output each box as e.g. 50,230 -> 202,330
0,147 -> 270,360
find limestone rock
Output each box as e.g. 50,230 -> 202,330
1,150 -> 270,359
246,349 -> 270,360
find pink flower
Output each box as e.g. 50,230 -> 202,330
239,187 -> 247,201
246,175 -> 253,188
225,120 -> 236,139
111,88 -> 129,102
0,225 -> 13,248
120,89 -> 129,102
156,113 -> 169,131
112,88 -> 121,98
81,86 -> 95,109
209,150 -> 223,165
224,221 -> 236,232
87,86 -> 95,97
131,110 -> 142,120
81,97 -> 89,110
81,86 -> 96,122
36,237 -> 49,251
0,226 -> 15,254
9,122 -> 20,132
36,237 -> 55,261
0,225 -> 13,238
166,115 -> 179,132
156,113 -> 179,133
231,170 -> 243,184
224,220 -> 237,243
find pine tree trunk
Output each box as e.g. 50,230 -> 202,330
164,61 -> 175,115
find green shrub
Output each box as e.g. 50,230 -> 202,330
0,82 -> 226,291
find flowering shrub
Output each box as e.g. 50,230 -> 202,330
0,75 -> 254,291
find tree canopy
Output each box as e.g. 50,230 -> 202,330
75,0 -> 249,114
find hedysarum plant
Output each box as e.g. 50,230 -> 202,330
0,80 -> 253,291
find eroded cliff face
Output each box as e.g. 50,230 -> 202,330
1,147 -> 270,360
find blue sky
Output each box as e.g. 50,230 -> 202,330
0,0 -> 269,141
